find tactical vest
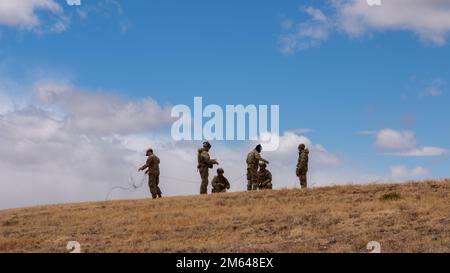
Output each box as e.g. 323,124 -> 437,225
258,170 -> 271,183
197,149 -> 203,164
147,155 -> 160,173
197,149 -> 210,169
297,149 -> 309,173
214,176 -> 227,188
246,150 -> 258,165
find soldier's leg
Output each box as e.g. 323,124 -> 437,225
212,188 -> 224,194
155,173 -> 162,198
148,174 -> 157,199
199,168 -> 209,194
251,167 -> 259,191
247,168 -> 252,191
300,174 -> 307,189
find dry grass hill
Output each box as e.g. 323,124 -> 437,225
1,179 -> 449,253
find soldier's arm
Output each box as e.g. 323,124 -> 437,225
260,156 -> 270,164
254,152 -> 269,164
207,154 -> 219,165
296,155 -> 302,175
267,171 -> 272,183
200,152 -> 218,165
209,159 -> 219,165
211,177 -> 218,187
299,154 -> 307,171
138,158 -> 151,171
262,172 -> 272,185
225,178 -> 230,189
207,157 -> 219,165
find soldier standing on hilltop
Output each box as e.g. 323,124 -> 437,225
197,141 -> 219,194
296,144 -> 309,189
211,168 -> 230,193
257,162 -> 273,190
138,148 -> 162,199
246,144 -> 269,191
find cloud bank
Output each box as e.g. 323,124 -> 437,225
0,79 -> 351,209
374,129 -> 448,156
0,0 -> 67,32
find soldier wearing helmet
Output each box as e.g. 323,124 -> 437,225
138,148 -> 162,199
197,141 -> 219,194
257,162 -> 273,190
211,168 -> 230,193
296,144 -> 309,189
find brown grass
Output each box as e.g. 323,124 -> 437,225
1,179 -> 449,253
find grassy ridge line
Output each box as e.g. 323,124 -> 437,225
0,179 -> 449,253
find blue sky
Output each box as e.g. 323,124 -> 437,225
0,0 -> 449,208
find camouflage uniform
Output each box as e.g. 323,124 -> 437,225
296,146 -> 309,189
257,164 -> 273,190
246,147 -> 268,191
211,171 -> 230,193
139,150 -> 162,199
197,143 -> 218,194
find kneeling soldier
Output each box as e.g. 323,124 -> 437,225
211,168 -> 230,193
257,163 -> 272,190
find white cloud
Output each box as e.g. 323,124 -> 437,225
0,93 -> 12,114
423,78 -> 445,97
0,0 -> 67,32
304,6 -> 328,23
34,81 -> 173,135
375,129 -> 416,151
266,131 -> 340,166
281,0 -> 450,53
388,147 -> 449,157
76,0 -> 130,33
0,0 -> 130,34
279,6 -> 332,54
374,128 -> 447,156
390,165 -> 429,180
335,0 -> 450,45
0,107 -> 137,208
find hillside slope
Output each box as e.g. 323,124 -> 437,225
1,180 -> 450,253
